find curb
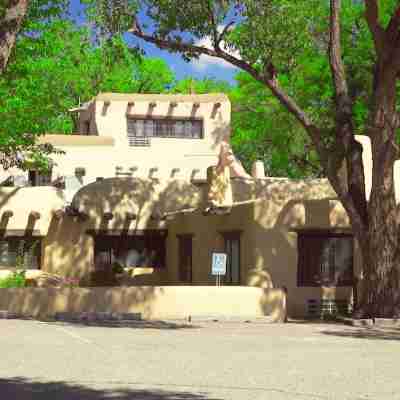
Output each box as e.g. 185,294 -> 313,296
337,316 -> 400,327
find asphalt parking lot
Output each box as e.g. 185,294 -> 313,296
1,319 -> 399,400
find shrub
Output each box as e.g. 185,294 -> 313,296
111,262 -> 124,275
0,270 -> 26,288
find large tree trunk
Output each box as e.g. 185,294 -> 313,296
0,0 -> 29,74
355,62 -> 400,318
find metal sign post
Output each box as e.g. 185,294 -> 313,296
211,252 -> 227,287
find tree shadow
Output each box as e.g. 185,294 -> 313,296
320,326 -> 400,341
0,377 -> 221,400
46,319 -> 198,330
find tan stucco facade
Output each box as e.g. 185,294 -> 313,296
0,286 -> 286,321
34,93 -> 231,182
0,93 -> 383,318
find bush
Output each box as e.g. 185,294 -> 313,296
111,262 -> 124,275
0,270 -> 26,288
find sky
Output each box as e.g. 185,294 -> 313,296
69,0 -> 239,85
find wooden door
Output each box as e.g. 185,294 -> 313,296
178,235 -> 192,283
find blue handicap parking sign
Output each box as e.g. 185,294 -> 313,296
211,253 -> 227,275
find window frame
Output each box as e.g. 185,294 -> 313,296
0,237 -> 42,270
297,231 -> 354,287
127,116 -> 204,141
177,234 -> 193,284
28,169 -> 52,187
219,231 -> 242,285
93,232 -> 167,270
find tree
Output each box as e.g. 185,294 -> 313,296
88,0 -> 400,317
0,18 -> 174,170
230,72 -> 322,178
0,0 -> 29,74
0,0 -> 69,170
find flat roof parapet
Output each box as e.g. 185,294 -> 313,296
95,92 -> 229,104
37,135 -> 115,147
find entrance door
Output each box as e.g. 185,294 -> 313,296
178,235 -> 193,283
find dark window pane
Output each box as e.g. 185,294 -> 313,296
94,234 -> 166,269
29,170 -> 52,187
135,120 -> 145,137
192,121 -> 202,138
223,234 -> 241,285
0,238 -> 41,269
333,237 -> 353,285
184,121 -> 192,138
127,118 -> 203,140
144,120 -> 155,137
178,236 -> 192,282
0,241 -> 10,267
297,233 -> 353,287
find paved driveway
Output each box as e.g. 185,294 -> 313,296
0,319 -> 399,400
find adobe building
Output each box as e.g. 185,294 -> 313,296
0,92 -> 389,318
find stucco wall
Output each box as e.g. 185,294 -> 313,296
0,174 -> 354,318
167,178 -> 354,317
249,179 -> 354,317
35,93 -> 231,182
0,286 -> 286,321
167,201 -> 255,285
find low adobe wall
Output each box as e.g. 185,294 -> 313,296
0,286 -> 286,322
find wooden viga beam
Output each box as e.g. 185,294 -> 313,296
2,210 -> 14,218
126,101 -> 135,114
214,102 -> 221,109
163,206 -> 198,219
64,205 -> 89,221
103,212 -> 114,221
126,212 -> 137,221
29,211 -> 41,220
52,209 -> 64,219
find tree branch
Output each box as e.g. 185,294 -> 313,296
130,26 -> 318,133
386,5 -> 400,42
206,2 -> 219,49
216,20 -> 235,49
329,0 -> 350,107
327,0 -> 369,228
364,0 -> 385,56
0,0 -> 29,74
130,22 -> 333,177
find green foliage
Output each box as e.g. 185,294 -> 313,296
171,77 -> 231,94
112,262 -> 124,274
0,18 -> 174,147
230,73 -> 322,178
0,271 -> 26,288
170,75 -> 321,177
81,0 -> 138,38
109,0 -> 400,172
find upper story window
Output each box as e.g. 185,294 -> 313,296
28,170 -> 52,186
127,117 -> 203,146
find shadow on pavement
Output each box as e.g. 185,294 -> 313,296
320,326 -> 400,341
0,377 -> 220,400
42,319 -> 199,330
